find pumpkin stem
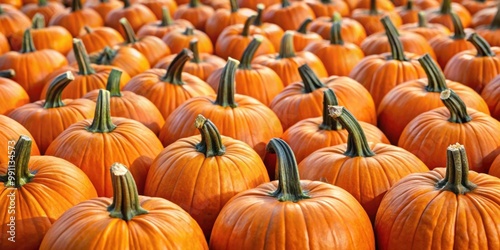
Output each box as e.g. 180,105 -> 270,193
0,5 -> 3,14
369,0 -> 378,15
330,21 -> 344,45
73,38 -> 96,75
450,12 -> 466,39
215,58 -> 240,108
267,138 -> 310,202
107,163 -> 148,221
299,64 -> 325,93
381,16 -> 407,61
418,54 -> 448,92
0,69 -> 15,78
183,27 -> 194,36
123,0 -> 131,8
319,89 -> 343,131
435,143 -> 477,194
92,46 -> 117,65
43,71 -> 75,109
106,69 -> 123,97
242,15 -> 257,37
468,33 -> 495,57
440,0 -> 452,14
84,26 -> 93,34
321,0 -> 333,3
406,0 -> 414,10
328,106 -> 376,157
86,89 -> 117,133
189,0 -> 200,7
0,136 -> 35,188
20,29 -> 37,53
254,4 -> 264,26
418,12 -> 427,27
194,114 -> 226,157
490,5 -> 500,29
100,0 -> 110,3
39,0 -> 48,6
297,18 -> 313,34
161,48 -> 193,85
332,11 -> 342,22
32,13 -> 45,29
282,0 -> 291,8
239,36 -> 262,69
120,18 -> 138,44
189,39 -> 201,63
160,7 -> 174,26
229,0 -> 239,13
278,31 -> 296,59
71,0 -> 82,11
440,89 -> 472,123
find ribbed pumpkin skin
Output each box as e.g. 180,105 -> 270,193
0,32 -> 8,55
490,155 -> 500,178
39,196 -> 208,250
360,31 -> 437,59
9,27 -> 73,55
0,76 -> 29,115
0,115 -> 40,164
210,180 -> 375,250
375,168 -> 500,250
45,118 -> 164,196
0,5 -> 31,38
0,156 -> 98,250
76,26 -> 125,54
49,7 -> 104,37
309,16 -> 367,46
481,75 -> 500,121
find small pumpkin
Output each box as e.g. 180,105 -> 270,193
90,45 -> 151,78
48,0 -> 103,37
424,0 -> 472,31
84,0 -> 123,21
0,69 -> 29,115
475,5 -> 500,47
0,4 -> 31,38
105,0 -> 156,37
67,26 -> 124,59
399,11 -> 451,40
204,0 -> 256,43
162,26 -> 213,54
251,3 -> 284,50
471,5 -> 496,28
308,12 -> 367,46
351,0 -> 403,35
236,0 -> 279,10
261,0 -> 316,31
137,6 -> 194,38
395,0 -> 420,24
0,115 -> 40,164
304,0 -> 350,18
20,0 -> 66,23
139,0 -> 178,20
173,0 -> 215,31
289,18 -> 323,52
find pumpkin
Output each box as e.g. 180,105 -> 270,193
8,71 -> 96,154
399,89 -> 500,173
145,114 -> 269,239
90,45 -> 150,78
251,3 -> 284,50
375,143 -> 500,249
444,33 -> 500,93
0,135 -> 97,250
262,0 -> 316,31
461,0 -> 497,16
481,74 -> 500,120
0,4 -> 31,38
123,49 -> 215,120
298,106 -> 428,222
0,32 -> 8,55
356,0 -> 395,11
139,0 -> 178,20
471,5 -> 496,28
351,0 -> 403,35
399,11 -> 451,40
475,5 -> 500,46
0,69 -> 29,115
39,162 -> 208,249
282,89 -> 389,164
48,0 -> 103,37
378,54 -> 490,145
45,89 -> 164,196
156,39 -> 225,81
84,0 -> 123,21
395,0 -> 420,24
163,26 -> 213,54
270,63 -> 377,131
0,28 -> 68,102
304,0 -> 350,18
0,115 -> 40,164
67,26 -> 124,58
207,36 -> 284,106
424,0 -> 472,31
20,0 -> 65,23
309,12 -> 367,46
204,0 -> 256,43
489,152 -> 500,177
304,20 -> 365,76
253,31 -> 328,87
289,18 -> 323,52
209,138 -> 376,249
349,16 -> 426,108
173,0 -> 215,31
137,6 -> 194,38
159,58 -> 283,159
105,0 -> 156,37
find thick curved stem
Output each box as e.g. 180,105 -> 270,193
278,31 -> 296,59
297,18 -> 313,34
440,0 -> 452,14
254,4 -> 264,26
328,106 -> 376,157
239,36 -> 262,69
242,15 -> 257,37
451,12 -> 466,39
215,58 -> 240,108
71,0 -> 82,12
160,7 -> 174,26
299,64 -> 325,93
0,136 -> 35,188
468,33 -> 495,57
20,29 -> 37,53
189,39 -> 201,63
267,138 -> 310,202
32,13 -> 45,29
418,12 -> 427,27
120,18 -> 138,44
418,54 -> 448,92
73,38 -> 96,75
161,48 -> 193,85
0,69 -> 15,78
319,89 -> 342,131
86,89 -> 117,133
194,114 -> 226,157
107,163 -> 148,221
106,69 -> 123,97
406,0 -> 414,10
381,16 -> 407,61
330,21 -> 344,45
43,71 -> 75,109
435,144 -> 477,194
440,89 -> 472,123
230,0 -> 238,13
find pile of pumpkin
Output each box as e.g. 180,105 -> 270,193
1,0 -> 500,248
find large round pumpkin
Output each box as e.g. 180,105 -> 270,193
48,0 -> 104,37
136,6 -> 194,38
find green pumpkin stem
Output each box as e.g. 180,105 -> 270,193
86,89 -> 117,133
0,69 -> 15,78
71,0 -> 82,11
189,0 -> 200,8
100,0 -> 110,3
254,4 -> 264,26
440,0 -> 452,14
267,138 -> 310,201
215,58 -> 240,108
184,27 -> 194,36
20,29 -> 37,53
406,0 -> 414,10
43,71 -> 75,109
242,15 -> 257,37
435,143 -> 477,194
108,163 -> 148,221
468,33 -> 495,57
230,0 -> 239,12
73,38 -> 96,75
84,26 -> 93,34
0,136 -> 35,188
369,0 -> 378,14
92,46 -> 116,65
328,106 -> 376,157
39,0 -> 48,6
278,31 -> 296,59
106,69 -> 123,97
490,5 -> 500,29
440,89 -> 472,123
319,89 -> 343,131
161,48 -> 193,85
451,12 -> 466,39
299,64 -> 325,93
330,21 -> 344,45
32,13 -> 45,29
418,54 -> 449,92
239,36 -> 262,69
123,0 -> 131,8
321,0 -> 333,3
0,5 -> 3,14
120,18 -> 138,44
297,18 -> 313,34
381,16 -> 407,61
282,0 -> 291,7
332,12 -> 342,22
160,7 -> 174,26
418,12 -> 427,27
189,39 -> 201,63
194,114 -> 226,157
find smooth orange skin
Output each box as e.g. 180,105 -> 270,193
0,115 -> 40,164
124,35 -> 171,66
20,1 -> 65,23
156,53 -> 226,81
378,79 -> 490,145
173,2 -> 214,31
144,134 -> 270,239
428,29 -> 475,69
105,4 -> 156,37
262,1 -> 316,31
489,154 -> 500,177
45,117 -> 164,196
10,26 -> 73,55
0,32 -> 8,55
360,31 -> 437,59
215,24 -> 275,61
75,26 -> 125,55
0,76 -> 29,115
425,3 -> 472,31
481,75 -> 500,121
84,0 -> 123,20
236,0 -> 279,10
253,22 -> 284,51
49,7 -> 104,37
0,4 -> 31,38
136,18 -> 194,38
39,196 -> 208,250
162,27 -> 213,54
356,0 -> 395,11
204,7 -> 256,43
395,4 -> 419,24
0,0 -> 21,8
140,0 -> 178,19
351,9 -> 403,35
476,28 -> 500,47
375,168 -> 500,250
398,107 -> 500,173
399,22 -> 451,40
471,6 -> 496,28
290,30 -> 323,52
95,46 -> 151,78
270,76 -> 377,131
282,117 -> 389,163
304,0 -> 350,17
309,16 -> 367,46
210,180 -> 375,250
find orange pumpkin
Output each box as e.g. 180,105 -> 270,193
304,0 -> 350,18
489,152 -> 500,177
471,5 -> 496,28
351,0 -> 403,35
395,0 -> 420,24
425,0 -> 472,31
173,0 -> 214,31
461,0 -> 497,15
67,26 -> 124,58
399,11 -> 451,40
0,69 -> 29,115
236,0 -> 279,10
204,0 -> 256,43
309,13 -> 367,46
0,32 -> 8,55
289,18 -> 323,52
0,115 -> 40,164
137,6 -> 194,38
481,74 -> 500,121
0,4 -> 31,38
90,45 -> 151,77
20,0 -> 65,23
475,5 -> 500,47
48,0 -> 103,37
261,0 -> 316,31
105,0 -> 156,37
84,0 -> 123,21
251,3 -> 284,50
162,26 -> 213,54
139,0 -> 178,19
